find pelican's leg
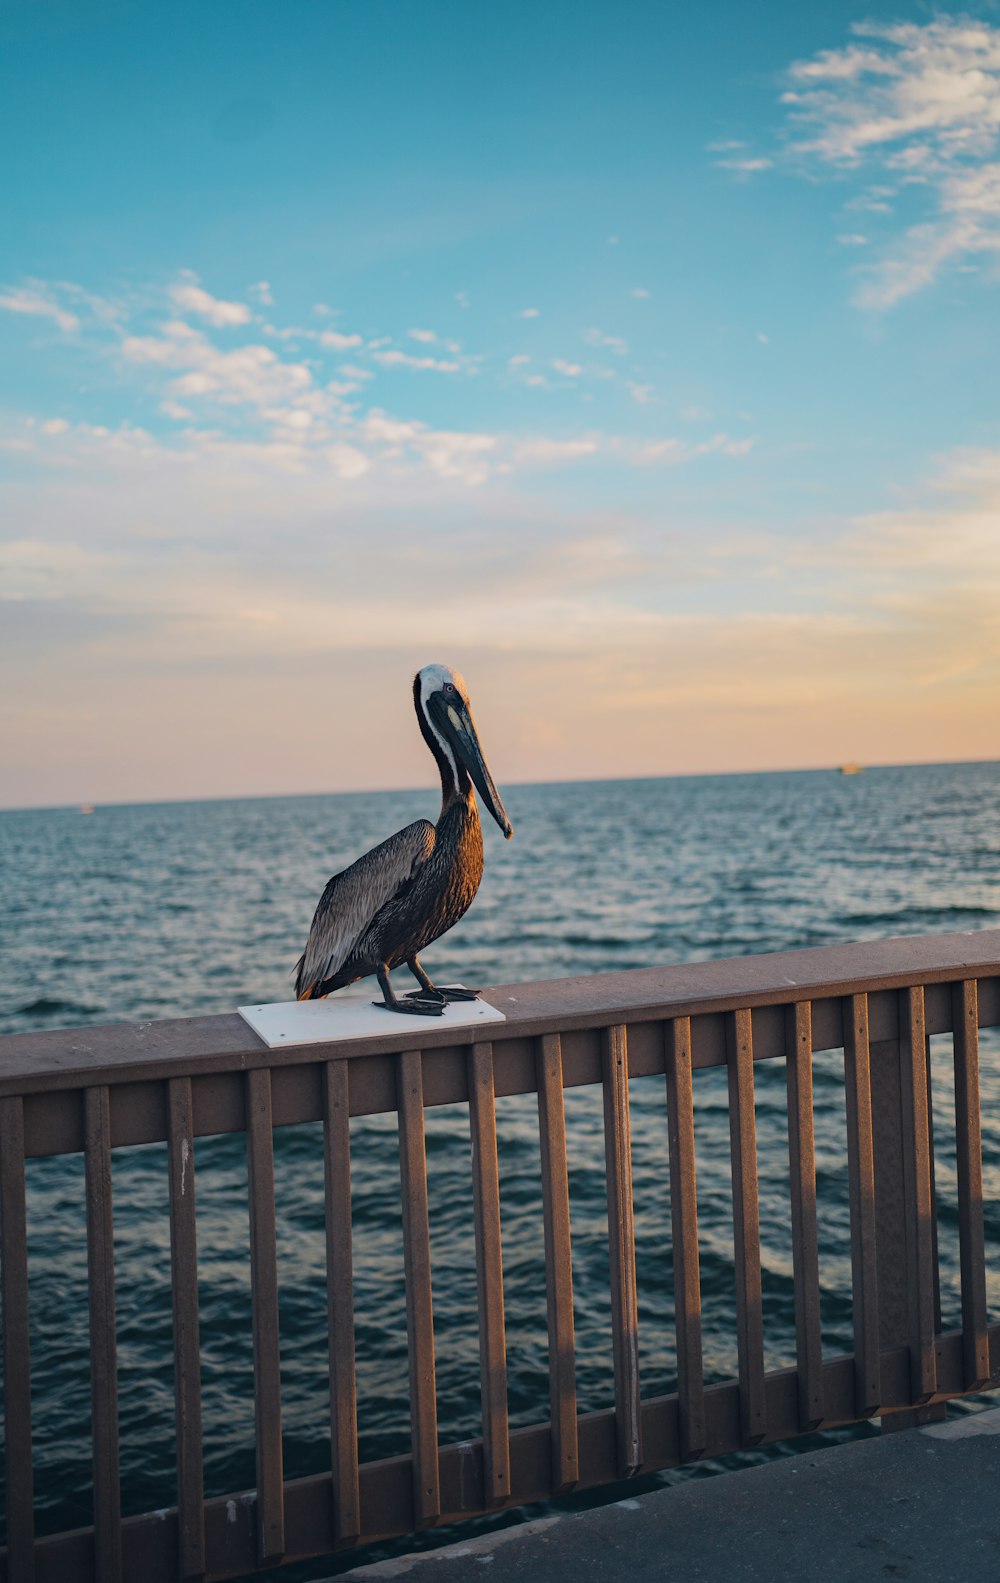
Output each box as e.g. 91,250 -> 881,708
405,956 -> 479,1003
375,964 -> 445,1017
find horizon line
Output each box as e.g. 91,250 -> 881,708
2,752 -> 998,818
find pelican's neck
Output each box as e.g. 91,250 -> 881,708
435,755 -> 474,821
413,676 -> 472,818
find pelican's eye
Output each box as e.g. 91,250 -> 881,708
444,682 -> 455,694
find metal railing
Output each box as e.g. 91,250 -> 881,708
1,929 -> 998,1581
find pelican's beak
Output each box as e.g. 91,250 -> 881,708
432,693 -> 513,838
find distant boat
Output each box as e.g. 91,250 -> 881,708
838,764 -> 863,776
79,804 -> 94,814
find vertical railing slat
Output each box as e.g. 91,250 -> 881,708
396,1049 -> 440,1527
925,1033 -> 942,1336
784,1003 -> 824,1429
843,993 -> 881,1416
324,1060 -> 360,1546
468,1043 -> 510,1508
0,1095 -> 35,1582
84,1085 -> 122,1583
952,979 -> 990,1390
536,1033 -> 578,1493
602,1024 -> 642,1478
726,1009 -> 766,1444
664,1017 -> 706,1459
899,987 -> 937,1402
245,1067 -> 285,1563
166,1077 -> 205,1580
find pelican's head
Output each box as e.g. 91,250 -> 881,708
415,663 -> 513,839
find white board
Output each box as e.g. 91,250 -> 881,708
238,989 -> 506,1049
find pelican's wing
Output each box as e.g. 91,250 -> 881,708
294,819 -> 436,998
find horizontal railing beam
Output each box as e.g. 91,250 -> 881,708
14,969 -> 1000,1159
3,930 -> 1000,1100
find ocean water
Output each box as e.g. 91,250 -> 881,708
2,761 -> 1000,1579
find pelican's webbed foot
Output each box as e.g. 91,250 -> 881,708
375,966 -> 445,1017
405,956 -> 480,1004
376,998 -> 446,1016
405,986 -> 480,1004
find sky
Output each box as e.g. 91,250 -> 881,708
2,0 -> 1000,809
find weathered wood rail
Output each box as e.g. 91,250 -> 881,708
1,930 -> 998,1581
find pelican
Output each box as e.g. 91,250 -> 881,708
294,664 -> 513,1015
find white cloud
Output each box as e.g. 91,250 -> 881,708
122,320 -> 314,411
249,281 -> 274,306
627,383 -> 654,405
630,287 -> 651,299
3,270 -> 759,547
708,137 -> 772,171
408,328 -> 437,343
518,308 -> 540,318
120,321 -> 197,365
326,444 -> 370,479
837,233 -> 869,246
0,286 -> 78,333
715,156 -> 773,172
785,23 -> 1000,163
319,329 -> 363,350
169,278 -> 251,327
455,291 -> 470,308
372,348 -> 461,373
343,410 -> 497,483
361,411 -> 422,448
416,430 -> 497,484
628,432 -> 755,465
352,410 -> 496,482
781,19 -> 1000,306
845,448 -> 1000,575
583,327 -> 628,356
5,396 -> 755,506
632,437 -> 696,465
267,408 -> 313,431
262,323 -> 314,342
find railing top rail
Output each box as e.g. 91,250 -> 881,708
2,929 -> 999,1096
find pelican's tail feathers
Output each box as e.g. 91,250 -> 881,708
293,953 -> 310,999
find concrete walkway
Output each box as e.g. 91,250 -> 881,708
338,1407 -> 1000,1583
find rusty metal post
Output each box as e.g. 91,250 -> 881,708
869,987 -> 943,1433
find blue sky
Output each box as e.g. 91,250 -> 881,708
2,2 -> 1000,806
